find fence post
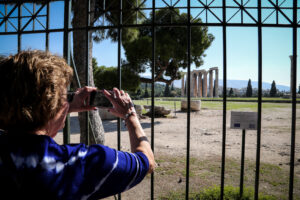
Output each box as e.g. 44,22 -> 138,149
240,129 -> 246,197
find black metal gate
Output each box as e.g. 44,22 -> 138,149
0,0 -> 298,199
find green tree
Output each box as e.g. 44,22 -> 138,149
144,83 -> 149,98
164,84 -> 170,97
72,0 -> 143,144
94,65 -> 140,92
13,0 -> 143,145
171,83 -> 174,91
92,57 -> 98,74
229,88 -> 234,97
246,79 -> 252,97
270,80 -> 277,97
123,9 -> 214,85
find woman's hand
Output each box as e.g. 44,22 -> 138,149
103,88 -> 136,119
68,86 -> 97,113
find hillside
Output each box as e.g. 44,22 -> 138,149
172,79 -> 290,91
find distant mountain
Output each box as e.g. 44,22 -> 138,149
219,80 -> 290,91
172,79 -> 290,91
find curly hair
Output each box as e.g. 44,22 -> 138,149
0,50 -> 73,133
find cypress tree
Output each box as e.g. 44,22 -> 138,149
246,79 -> 252,97
229,88 -> 234,97
164,84 -> 170,97
144,83 -> 149,98
270,80 -> 277,97
171,83 -> 174,91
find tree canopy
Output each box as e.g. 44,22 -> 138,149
123,9 -> 214,85
93,65 -> 140,92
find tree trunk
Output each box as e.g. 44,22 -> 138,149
73,0 -> 105,145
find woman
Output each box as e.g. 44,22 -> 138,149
0,50 -> 155,200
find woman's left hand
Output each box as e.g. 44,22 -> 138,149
68,86 -> 97,113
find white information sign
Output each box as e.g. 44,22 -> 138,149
230,111 -> 258,130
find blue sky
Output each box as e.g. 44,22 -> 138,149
0,1 -> 298,88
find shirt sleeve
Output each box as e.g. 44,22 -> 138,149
41,139 -> 149,200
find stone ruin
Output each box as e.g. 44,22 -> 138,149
181,67 -> 219,98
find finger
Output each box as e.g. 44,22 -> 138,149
120,90 -> 125,96
125,93 -> 132,101
80,87 -> 97,104
103,89 -> 112,97
103,89 -> 114,101
113,87 -> 121,99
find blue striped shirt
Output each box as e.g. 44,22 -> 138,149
0,132 -> 149,200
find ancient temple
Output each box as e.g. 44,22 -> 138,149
181,67 -> 219,97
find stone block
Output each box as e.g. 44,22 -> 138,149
134,104 -> 143,115
181,100 -> 201,111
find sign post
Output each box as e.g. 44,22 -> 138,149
230,111 -> 257,198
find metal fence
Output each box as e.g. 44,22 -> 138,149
0,0 -> 298,199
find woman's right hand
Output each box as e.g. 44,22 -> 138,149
68,86 -> 97,113
103,88 -> 136,119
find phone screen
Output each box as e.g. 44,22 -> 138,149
89,91 -> 112,107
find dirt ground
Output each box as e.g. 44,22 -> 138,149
54,107 -> 300,199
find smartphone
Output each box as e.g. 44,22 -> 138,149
89,90 -> 112,107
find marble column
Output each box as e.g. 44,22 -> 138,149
181,75 -> 185,97
194,74 -> 198,97
198,73 -> 202,97
209,70 -> 213,97
190,72 -> 194,97
203,72 -> 207,97
185,80 -> 187,95
215,69 -> 219,97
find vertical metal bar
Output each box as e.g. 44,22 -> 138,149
45,0 -> 50,51
117,0 -> 122,153
5,4 -> 7,32
18,2 -> 21,53
63,0 -> 71,145
205,0 -> 208,23
220,0 -> 227,199
289,0 -> 297,199
276,0 -> 278,25
151,0 -> 155,199
255,1 -> 262,199
117,0 -> 122,199
241,0 -> 243,24
85,0 -> 90,145
185,0 -> 191,199
33,3 -> 36,30
240,129 -> 246,197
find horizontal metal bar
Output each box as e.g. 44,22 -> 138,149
0,22 -> 298,36
0,15 -> 48,19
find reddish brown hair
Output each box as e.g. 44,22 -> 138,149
0,50 -> 73,133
